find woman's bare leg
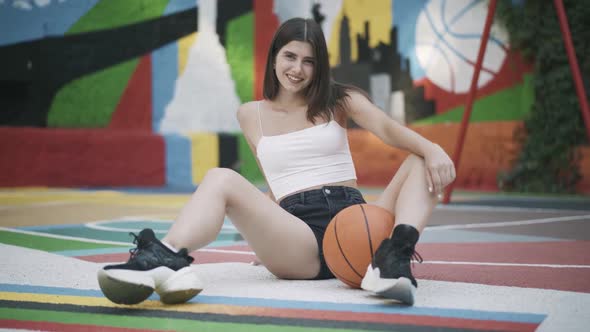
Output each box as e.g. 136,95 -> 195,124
163,168 -> 321,279
361,154 -> 436,304
372,154 -> 437,233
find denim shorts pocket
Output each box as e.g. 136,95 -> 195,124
284,203 -> 304,216
348,192 -> 366,205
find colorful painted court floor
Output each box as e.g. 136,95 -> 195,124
1,187 -> 589,331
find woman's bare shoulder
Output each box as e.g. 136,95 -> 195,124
342,88 -> 372,114
237,101 -> 260,124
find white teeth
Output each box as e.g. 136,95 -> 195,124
286,74 -> 303,82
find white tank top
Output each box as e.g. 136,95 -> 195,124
255,101 -> 357,200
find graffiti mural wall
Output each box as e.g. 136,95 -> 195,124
2,0 -> 572,192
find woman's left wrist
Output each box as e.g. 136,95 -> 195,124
420,141 -> 437,157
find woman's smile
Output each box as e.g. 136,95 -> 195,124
286,73 -> 304,84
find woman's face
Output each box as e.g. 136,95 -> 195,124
274,40 -> 315,95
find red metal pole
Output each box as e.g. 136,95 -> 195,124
442,0 -> 497,204
553,0 -> 590,141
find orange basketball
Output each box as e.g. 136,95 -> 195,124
323,204 -> 395,288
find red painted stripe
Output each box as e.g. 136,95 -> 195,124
416,264 -> 590,293
0,319 -> 171,332
416,241 -> 590,265
412,241 -> 590,292
108,55 -> 152,131
253,0 -> 278,100
0,128 -> 165,187
217,244 -> 252,251
248,308 -> 540,332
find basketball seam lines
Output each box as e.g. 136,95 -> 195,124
333,215 -> 364,279
359,205 -> 375,261
325,257 -> 360,287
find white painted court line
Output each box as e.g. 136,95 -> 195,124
199,248 -> 256,256
86,218 -> 237,234
419,260 -> 590,269
8,227 -> 577,269
426,214 -> 590,231
437,203 -> 590,214
85,218 -> 171,233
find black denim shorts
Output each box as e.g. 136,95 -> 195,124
279,186 -> 366,279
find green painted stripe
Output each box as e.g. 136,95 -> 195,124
47,60 -> 138,128
0,306 -> 411,332
226,12 -> 254,104
0,230 -> 122,252
67,0 -> 169,34
237,133 -> 264,183
49,0 -> 170,127
414,74 -> 534,125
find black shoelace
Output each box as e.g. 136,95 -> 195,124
128,232 -> 145,260
411,251 -> 423,264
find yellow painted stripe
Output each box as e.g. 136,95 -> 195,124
185,133 -> 219,184
0,292 -> 133,307
0,292 -> 268,316
178,32 -> 198,74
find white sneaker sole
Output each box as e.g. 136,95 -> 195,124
97,266 -> 203,305
156,266 -> 204,304
361,265 -> 416,305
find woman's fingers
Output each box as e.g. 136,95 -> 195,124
426,168 -> 434,194
441,164 -> 456,188
430,167 -> 443,195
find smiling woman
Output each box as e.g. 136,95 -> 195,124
97,17 -> 455,307
274,42 -> 315,93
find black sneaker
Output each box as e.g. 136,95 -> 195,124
97,228 -> 203,305
361,224 -> 422,305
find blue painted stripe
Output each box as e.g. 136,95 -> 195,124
392,0 -> 428,79
18,224 -> 83,231
163,134 -> 193,188
152,42 -> 178,132
164,0 -> 197,15
0,0 -> 99,46
0,283 -> 545,323
0,284 -> 105,298
55,247 -> 131,257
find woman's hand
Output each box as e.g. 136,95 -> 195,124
424,143 -> 456,198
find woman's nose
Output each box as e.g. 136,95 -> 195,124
292,61 -> 303,73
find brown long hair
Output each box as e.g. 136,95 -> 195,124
262,18 -> 364,124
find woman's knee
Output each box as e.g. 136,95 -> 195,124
201,168 -> 243,190
204,167 -> 240,182
403,153 -> 425,170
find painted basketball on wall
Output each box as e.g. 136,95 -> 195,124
414,0 -> 509,93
